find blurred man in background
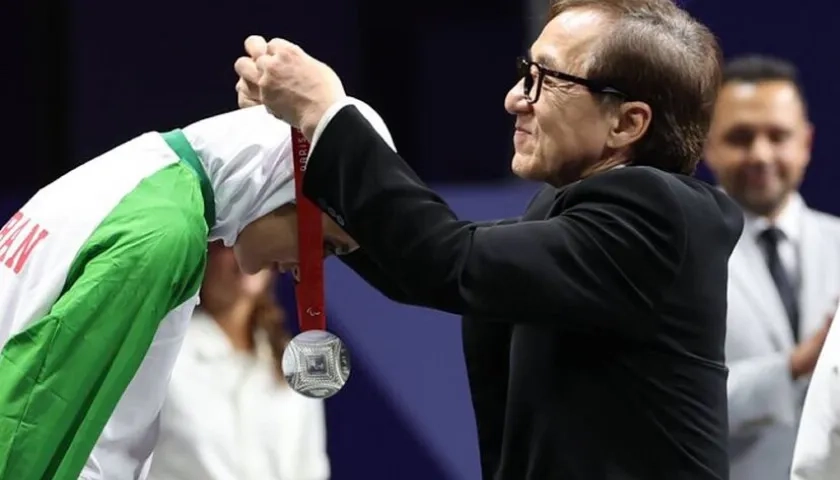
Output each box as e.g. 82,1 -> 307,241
704,54 -> 840,480
149,242 -> 329,480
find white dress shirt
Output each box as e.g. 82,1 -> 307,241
147,312 -> 330,480
743,193 -> 805,290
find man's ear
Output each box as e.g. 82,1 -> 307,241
803,120 -> 814,152
605,101 -> 652,150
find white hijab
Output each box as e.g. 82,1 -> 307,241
181,99 -> 395,246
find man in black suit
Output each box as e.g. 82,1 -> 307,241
234,0 -> 743,478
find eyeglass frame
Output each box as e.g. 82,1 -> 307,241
517,56 -> 628,104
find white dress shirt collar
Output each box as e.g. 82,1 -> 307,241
743,192 -> 805,244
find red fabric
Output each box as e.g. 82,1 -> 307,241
291,128 -> 326,331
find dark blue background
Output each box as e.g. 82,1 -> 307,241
1,0 -> 836,478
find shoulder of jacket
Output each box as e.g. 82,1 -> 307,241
568,166 -> 681,203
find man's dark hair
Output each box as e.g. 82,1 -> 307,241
547,0 -> 722,175
722,54 -> 808,112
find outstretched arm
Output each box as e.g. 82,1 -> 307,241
337,216 -> 522,308
303,103 -> 686,337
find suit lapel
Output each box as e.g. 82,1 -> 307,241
729,233 -> 795,348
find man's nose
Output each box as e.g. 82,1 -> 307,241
746,136 -> 774,164
505,79 -> 532,115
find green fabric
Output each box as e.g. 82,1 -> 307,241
0,162 -> 208,480
161,129 -> 216,229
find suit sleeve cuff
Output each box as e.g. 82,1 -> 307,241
309,97 -> 354,152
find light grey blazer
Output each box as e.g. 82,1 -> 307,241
726,203 -> 840,480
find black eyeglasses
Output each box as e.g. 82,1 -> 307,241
517,57 -> 627,104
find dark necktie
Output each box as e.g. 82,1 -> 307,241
758,227 -> 800,342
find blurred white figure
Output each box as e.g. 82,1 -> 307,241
791,304 -> 840,480
148,242 -> 330,480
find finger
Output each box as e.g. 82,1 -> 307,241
235,77 -> 261,108
237,93 -> 261,109
266,38 -> 298,56
255,54 -> 275,74
234,56 -> 260,83
235,78 -> 259,97
244,35 -> 268,58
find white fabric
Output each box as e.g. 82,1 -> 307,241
82,298 -> 199,480
183,99 -> 393,247
310,97 -> 396,154
147,312 -> 330,480
182,106 -> 297,247
791,304 -> 840,480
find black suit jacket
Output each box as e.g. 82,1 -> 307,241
302,104 -> 745,480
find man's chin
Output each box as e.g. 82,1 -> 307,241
740,190 -> 789,217
511,154 -> 546,181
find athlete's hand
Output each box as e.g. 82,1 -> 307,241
233,35 -> 267,108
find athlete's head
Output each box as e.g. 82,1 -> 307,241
183,99 -> 394,275
234,206 -> 356,274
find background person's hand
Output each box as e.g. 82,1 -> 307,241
790,312 -> 835,379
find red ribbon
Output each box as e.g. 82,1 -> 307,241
291,127 -> 326,331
